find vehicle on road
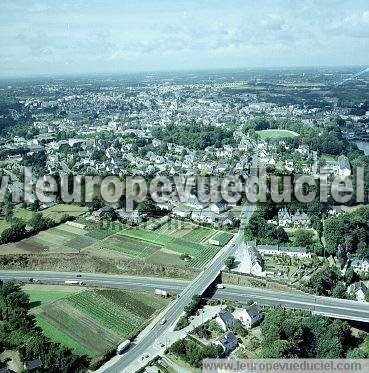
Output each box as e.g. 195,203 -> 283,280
216,283 -> 225,289
64,280 -> 85,285
159,318 -> 166,325
76,274 -> 82,278
117,339 -> 131,355
154,288 -> 168,297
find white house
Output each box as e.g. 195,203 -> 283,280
257,245 -> 311,259
247,242 -> 265,276
171,206 -> 191,219
210,200 -> 228,214
338,155 -> 351,178
233,303 -> 264,329
347,282 -> 367,302
351,258 -> 369,272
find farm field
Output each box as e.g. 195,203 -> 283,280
0,213 -> 225,271
0,222 -> 94,255
0,204 -> 88,235
101,234 -> 161,259
256,129 -> 299,139
116,227 -> 221,269
26,286 -> 169,358
183,226 -> 214,243
209,231 -> 234,246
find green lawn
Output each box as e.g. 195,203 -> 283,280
256,129 -> 300,139
36,314 -> 94,357
26,288 -> 79,309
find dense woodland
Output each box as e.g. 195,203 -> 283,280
259,309 -> 368,358
324,206 -> 369,259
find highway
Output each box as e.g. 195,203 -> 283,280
1,270 -> 369,323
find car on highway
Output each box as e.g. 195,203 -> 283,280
159,318 -> 166,325
76,274 -> 82,277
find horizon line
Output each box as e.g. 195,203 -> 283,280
0,64 -> 368,81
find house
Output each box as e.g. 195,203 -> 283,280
291,210 -> 311,227
186,194 -> 208,210
215,213 -> 238,227
278,208 -> 291,227
257,245 -> 311,259
24,358 -> 43,371
172,206 -> 191,219
191,209 -> 216,224
210,200 -> 228,214
214,332 -> 238,354
116,209 -> 144,224
247,242 -> 265,276
233,303 -> 264,328
92,206 -> 115,220
277,208 -> 310,228
347,282 -> 368,302
338,155 -> 351,177
351,258 -> 369,272
328,206 -> 343,215
215,309 -> 236,332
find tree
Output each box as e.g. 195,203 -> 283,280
184,294 -> 201,316
294,230 -> 314,247
225,256 -> 235,270
29,213 -> 54,233
89,197 -> 103,212
30,199 -> 40,212
309,266 -> 340,296
276,227 -> 289,243
346,348 -> 368,358
344,267 -> 358,285
137,198 -> 157,216
0,219 -> 27,244
261,339 -> 295,358
331,282 -> 347,299
3,202 -> 14,222
357,242 -> 369,259
230,320 -> 248,337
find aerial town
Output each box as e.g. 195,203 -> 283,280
1,1 -> 369,372
0,67 -> 369,372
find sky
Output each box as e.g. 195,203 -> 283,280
0,0 -> 369,77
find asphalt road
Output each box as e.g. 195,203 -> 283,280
1,270 -> 369,323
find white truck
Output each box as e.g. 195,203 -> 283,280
117,339 -> 131,355
64,280 -> 85,286
154,288 -> 168,297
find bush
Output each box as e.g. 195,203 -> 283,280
174,315 -> 190,331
